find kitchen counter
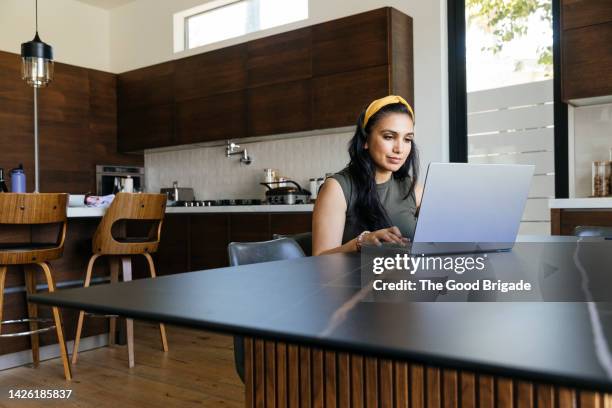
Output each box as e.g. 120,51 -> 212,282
549,198 -> 612,209
67,204 -> 314,218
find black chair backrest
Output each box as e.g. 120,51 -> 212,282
227,237 -> 305,384
272,232 -> 312,256
228,237 -> 305,267
574,226 -> 612,239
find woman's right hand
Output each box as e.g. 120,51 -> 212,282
362,226 -> 409,246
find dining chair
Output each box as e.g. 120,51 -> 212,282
0,193 -> 72,380
71,193 -> 169,368
227,237 -> 305,382
272,232 -> 312,256
573,226 -> 612,239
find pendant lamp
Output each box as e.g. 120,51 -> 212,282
21,0 -> 53,192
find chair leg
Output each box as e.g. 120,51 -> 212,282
0,266 -> 6,335
37,262 -> 72,381
72,254 -> 99,365
108,256 -> 120,346
24,266 -> 40,366
121,256 -> 135,368
143,253 -> 169,352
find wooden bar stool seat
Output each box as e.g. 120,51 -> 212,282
0,193 -> 72,380
71,193 -> 169,368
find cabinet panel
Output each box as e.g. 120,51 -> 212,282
389,8 -> 414,107
313,8 -> 388,76
118,103 -> 174,151
175,45 -> 247,101
270,213 -> 313,236
247,28 -> 312,88
191,214 -> 230,270
230,214 -> 271,242
248,80 -> 311,136
562,22 -> 612,101
118,61 -> 174,110
156,215 -> 190,275
176,90 -> 246,144
313,65 -> 389,129
562,0 -> 612,30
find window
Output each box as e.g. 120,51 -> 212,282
178,0 -> 308,51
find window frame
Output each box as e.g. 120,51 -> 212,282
446,0 -> 569,198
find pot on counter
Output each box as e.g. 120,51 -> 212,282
261,181 -> 311,205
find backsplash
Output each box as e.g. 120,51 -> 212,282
572,103 -> 612,197
145,132 -> 353,200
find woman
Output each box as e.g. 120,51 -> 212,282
312,95 -> 423,256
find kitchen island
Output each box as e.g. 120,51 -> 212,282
550,198 -> 612,235
30,243 -> 612,407
0,205 -> 313,367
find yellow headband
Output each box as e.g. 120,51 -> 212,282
363,95 -> 414,129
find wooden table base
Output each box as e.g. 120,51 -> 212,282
244,338 -> 611,407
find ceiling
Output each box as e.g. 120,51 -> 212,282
75,0 -> 136,10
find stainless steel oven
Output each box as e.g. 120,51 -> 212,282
96,165 -> 145,195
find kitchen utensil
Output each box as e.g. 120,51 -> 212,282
161,181 -> 195,202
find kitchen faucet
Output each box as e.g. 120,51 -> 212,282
225,141 -> 252,165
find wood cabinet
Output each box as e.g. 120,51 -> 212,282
155,212 -> 313,273
117,7 -> 413,152
561,0 -> 612,102
561,23 -> 612,101
246,28 -> 312,88
551,208 -> 612,235
176,90 -> 246,144
313,65 -> 389,129
562,0 -> 612,30
118,61 -> 175,150
247,79 -> 312,136
174,45 -> 247,101
312,8 -> 388,76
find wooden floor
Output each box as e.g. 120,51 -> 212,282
0,322 -> 245,407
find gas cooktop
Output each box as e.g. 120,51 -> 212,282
172,199 -> 263,207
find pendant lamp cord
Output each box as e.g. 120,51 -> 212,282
35,0 -> 38,33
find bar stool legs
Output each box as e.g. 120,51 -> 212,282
143,253 -> 169,353
38,262 -> 72,381
24,266 -> 40,366
73,254 -> 169,369
71,254 -> 99,365
0,266 -> 6,335
120,256 -> 135,368
0,264 -> 71,381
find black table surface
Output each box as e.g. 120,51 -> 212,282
30,238 -> 612,392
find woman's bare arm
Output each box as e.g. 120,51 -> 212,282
415,183 -> 424,208
312,178 -> 359,255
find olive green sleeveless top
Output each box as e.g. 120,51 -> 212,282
329,169 -> 418,244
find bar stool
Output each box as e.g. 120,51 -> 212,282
71,193 -> 168,368
0,193 -> 72,380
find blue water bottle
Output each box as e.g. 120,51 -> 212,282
10,164 -> 26,193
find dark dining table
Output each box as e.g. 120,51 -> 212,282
30,237 -> 612,407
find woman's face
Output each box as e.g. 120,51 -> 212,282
365,112 -> 414,173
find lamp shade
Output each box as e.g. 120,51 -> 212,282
21,32 -> 53,88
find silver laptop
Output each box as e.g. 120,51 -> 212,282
409,162 -> 534,254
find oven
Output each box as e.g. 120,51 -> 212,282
96,165 -> 145,195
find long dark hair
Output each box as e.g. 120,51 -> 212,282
346,103 -> 419,231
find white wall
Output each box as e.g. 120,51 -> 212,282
0,0 -> 112,72
571,103 -> 612,197
112,0 -> 449,181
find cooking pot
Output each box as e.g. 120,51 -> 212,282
261,181 -> 311,205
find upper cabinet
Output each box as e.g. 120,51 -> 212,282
561,0 -> 612,103
117,7 -> 413,152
